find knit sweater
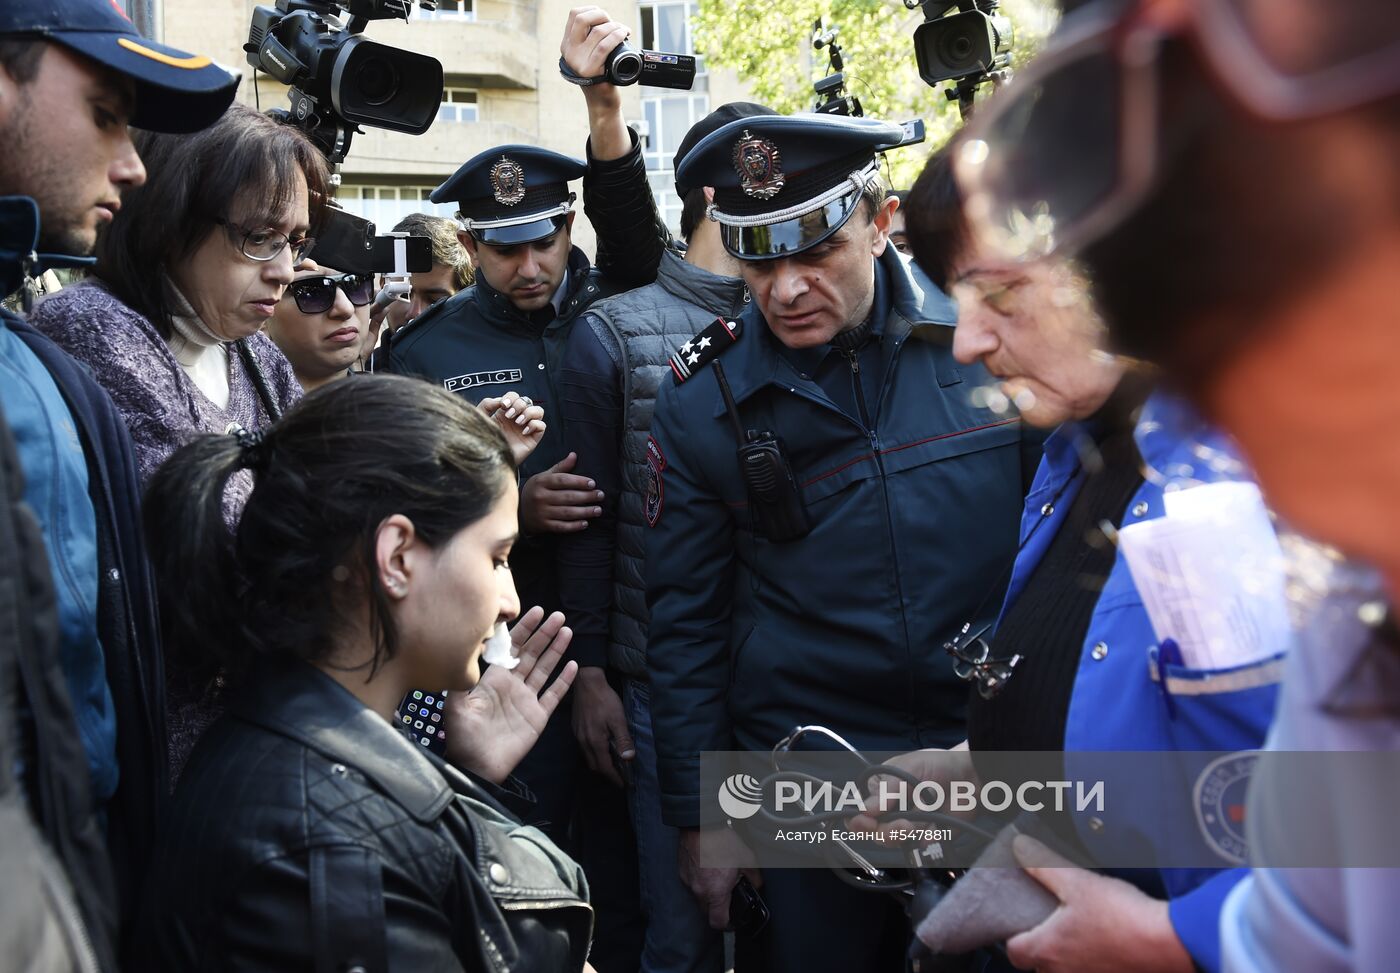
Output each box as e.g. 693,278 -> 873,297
29,280 -> 301,505
29,279 -> 302,778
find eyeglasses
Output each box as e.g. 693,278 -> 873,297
945,622 -> 1021,700
955,0 -> 1400,263
285,273 -> 375,315
217,218 -> 316,264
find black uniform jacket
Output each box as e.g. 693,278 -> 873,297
384,133 -> 667,609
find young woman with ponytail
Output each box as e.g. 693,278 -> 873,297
134,375 -> 595,971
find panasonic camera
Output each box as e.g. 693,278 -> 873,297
246,0 -> 443,161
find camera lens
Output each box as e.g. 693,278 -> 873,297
937,25 -> 980,72
606,45 -> 643,85
356,54 -> 401,106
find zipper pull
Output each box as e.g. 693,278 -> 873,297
20,251 -> 38,313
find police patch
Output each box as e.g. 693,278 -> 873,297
1193,751 -> 1257,865
732,130 -> 785,200
489,157 -> 527,206
645,437 -> 667,527
444,369 -> 524,395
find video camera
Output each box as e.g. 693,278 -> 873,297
245,0 -> 444,163
908,0 -> 1013,118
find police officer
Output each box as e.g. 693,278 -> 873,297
384,11 -> 661,968
645,113 -> 1030,971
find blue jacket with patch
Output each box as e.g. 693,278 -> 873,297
1003,394 -> 1282,973
645,248 -> 1031,828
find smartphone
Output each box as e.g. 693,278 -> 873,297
396,688 -> 448,755
727,875 -> 769,939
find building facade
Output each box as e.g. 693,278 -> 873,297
148,1 -> 755,254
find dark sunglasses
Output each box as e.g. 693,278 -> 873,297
285,273 -> 375,315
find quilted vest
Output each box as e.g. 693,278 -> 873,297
588,250 -> 749,676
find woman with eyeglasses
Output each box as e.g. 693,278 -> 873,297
850,147 -> 1281,973
950,2 -> 1400,972
31,103 -> 319,505
266,261 -> 374,392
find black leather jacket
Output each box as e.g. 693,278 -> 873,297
135,661 -> 593,972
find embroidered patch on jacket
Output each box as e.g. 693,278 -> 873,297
645,437 -> 667,527
1193,751 -> 1255,865
444,369 -> 524,395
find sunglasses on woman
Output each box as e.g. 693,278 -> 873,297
954,0 -> 1400,263
285,273 -> 375,315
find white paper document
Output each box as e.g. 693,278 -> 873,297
1119,481 -> 1290,670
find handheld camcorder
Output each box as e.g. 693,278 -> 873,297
601,43 -> 697,89
246,0 -> 444,162
912,0 -> 1013,87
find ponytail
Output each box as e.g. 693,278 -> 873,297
142,430 -> 262,682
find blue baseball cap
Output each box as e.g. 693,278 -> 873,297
433,144 -> 586,247
0,0 -> 240,134
676,113 -> 904,261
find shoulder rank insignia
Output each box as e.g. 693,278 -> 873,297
669,317 -> 742,384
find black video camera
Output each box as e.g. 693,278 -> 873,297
246,0 -> 444,162
911,0 -> 1013,119
601,43 -> 697,89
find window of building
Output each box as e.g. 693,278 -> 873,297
420,0 -> 475,20
638,1 -> 709,236
439,87 -> 479,123
336,185 -> 459,231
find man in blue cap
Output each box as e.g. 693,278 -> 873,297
0,2 -> 237,967
384,8 -> 664,969
644,112 -> 1031,970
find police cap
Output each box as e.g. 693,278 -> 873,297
675,114 -> 905,261
673,102 -> 778,199
432,144 -> 586,247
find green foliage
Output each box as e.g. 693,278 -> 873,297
694,0 -> 1058,187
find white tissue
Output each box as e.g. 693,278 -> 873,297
480,621 -> 518,670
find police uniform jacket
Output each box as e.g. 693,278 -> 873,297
385,134 -> 666,608
1005,394 -> 1281,973
644,248 -> 1028,828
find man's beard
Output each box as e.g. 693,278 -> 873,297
0,103 -> 100,257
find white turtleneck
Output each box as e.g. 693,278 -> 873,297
164,282 -> 231,410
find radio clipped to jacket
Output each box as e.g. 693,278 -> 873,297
714,361 -> 812,542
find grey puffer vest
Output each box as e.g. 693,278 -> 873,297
586,249 -> 749,677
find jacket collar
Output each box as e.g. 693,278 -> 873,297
714,247 -> 957,409
227,660 -> 453,824
473,245 -> 596,333
656,249 -> 749,318
0,196 -> 97,300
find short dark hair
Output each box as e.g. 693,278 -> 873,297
393,212 -> 473,290
95,103 -> 331,338
902,145 -> 970,291
679,187 -> 708,242
144,375 -> 515,685
0,37 -> 44,84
